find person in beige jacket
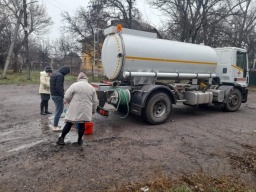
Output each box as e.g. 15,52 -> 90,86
57,72 -> 98,146
39,66 -> 52,115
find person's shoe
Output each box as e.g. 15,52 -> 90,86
45,111 -> 52,114
52,126 -> 62,132
60,113 -> 65,118
56,137 -> 65,145
41,111 -> 47,115
78,139 -> 83,145
72,139 -> 83,146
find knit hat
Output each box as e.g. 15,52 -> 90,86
77,72 -> 88,81
44,66 -> 52,73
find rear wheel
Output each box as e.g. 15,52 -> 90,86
142,92 -> 172,125
223,89 -> 242,112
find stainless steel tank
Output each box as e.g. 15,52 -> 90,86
101,29 -> 217,80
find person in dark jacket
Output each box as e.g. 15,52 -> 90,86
50,66 -> 70,131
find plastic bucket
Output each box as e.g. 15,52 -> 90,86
84,122 -> 94,135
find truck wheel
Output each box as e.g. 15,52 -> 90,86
142,92 -> 171,125
223,89 -> 242,112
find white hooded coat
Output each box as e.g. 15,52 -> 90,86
64,72 -> 98,122
39,71 -> 51,94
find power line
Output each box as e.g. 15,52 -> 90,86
53,0 -> 70,11
43,0 -> 65,12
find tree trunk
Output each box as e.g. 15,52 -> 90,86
12,52 -> 19,72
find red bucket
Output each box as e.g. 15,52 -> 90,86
84,122 -> 94,135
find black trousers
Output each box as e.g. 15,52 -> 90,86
61,122 -> 85,142
40,93 -> 50,113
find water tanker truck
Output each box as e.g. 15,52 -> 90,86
92,25 -> 249,125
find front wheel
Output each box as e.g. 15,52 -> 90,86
223,88 -> 242,112
142,92 -> 172,125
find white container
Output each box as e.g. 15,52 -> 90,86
101,30 -> 217,80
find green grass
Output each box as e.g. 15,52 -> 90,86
0,70 -> 105,85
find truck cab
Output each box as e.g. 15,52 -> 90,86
214,47 -> 249,87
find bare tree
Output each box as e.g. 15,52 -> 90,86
102,0 -> 141,28
222,0 -> 256,47
148,0 -> 247,44
0,6 -> 12,69
61,0 -> 145,59
2,0 -> 53,72
51,35 -> 81,73
58,35 -> 74,64
227,0 -> 256,64
61,1 -> 110,67
149,0 -> 256,65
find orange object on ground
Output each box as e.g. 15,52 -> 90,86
84,122 -> 94,135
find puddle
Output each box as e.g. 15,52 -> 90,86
0,130 -> 14,137
1,111 -> 127,154
8,139 -> 46,152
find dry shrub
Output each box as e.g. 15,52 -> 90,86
248,86 -> 256,92
229,151 -> 256,175
108,172 -> 255,192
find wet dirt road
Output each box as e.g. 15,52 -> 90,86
0,84 -> 256,191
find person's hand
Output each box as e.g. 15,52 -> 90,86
63,99 -> 67,104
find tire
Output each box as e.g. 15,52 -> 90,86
223,88 -> 242,112
142,92 -> 172,125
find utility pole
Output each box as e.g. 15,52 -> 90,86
2,10 -> 23,78
23,0 -> 30,80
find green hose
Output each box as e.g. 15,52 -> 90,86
116,88 -> 130,118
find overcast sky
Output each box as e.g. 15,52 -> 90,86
41,0 -> 164,40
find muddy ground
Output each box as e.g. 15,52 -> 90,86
0,83 -> 256,192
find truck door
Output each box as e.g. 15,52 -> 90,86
234,51 -> 248,86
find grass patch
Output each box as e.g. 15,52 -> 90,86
0,70 -> 105,85
110,147 -> 256,192
108,173 -> 256,192
248,86 -> 256,92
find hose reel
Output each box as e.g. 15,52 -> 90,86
109,89 -> 131,118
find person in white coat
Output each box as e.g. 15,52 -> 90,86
57,72 -> 98,145
39,66 -> 52,115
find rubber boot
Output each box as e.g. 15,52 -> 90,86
45,101 -> 52,114
78,139 -> 83,145
56,137 -> 65,145
40,102 -> 47,115
72,139 -> 83,146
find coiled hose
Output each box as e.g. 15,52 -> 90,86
116,88 -> 130,118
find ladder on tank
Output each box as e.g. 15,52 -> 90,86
93,28 -> 102,79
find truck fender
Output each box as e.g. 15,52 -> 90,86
130,85 -> 175,116
220,83 -> 248,103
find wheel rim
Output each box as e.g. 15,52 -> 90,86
152,100 -> 167,118
229,94 -> 239,106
